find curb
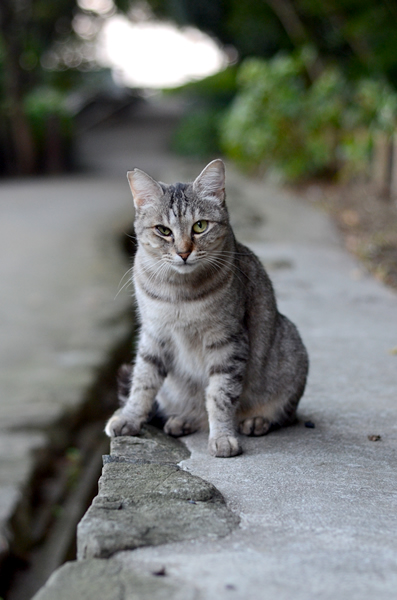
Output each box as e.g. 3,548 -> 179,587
33,426 -> 238,598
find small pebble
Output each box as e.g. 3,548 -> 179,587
153,567 -> 166,577
304,421 -> 315,429
368,434 -> 381,442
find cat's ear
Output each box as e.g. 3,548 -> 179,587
193,159 -> 225,203
127,169 -> 163,209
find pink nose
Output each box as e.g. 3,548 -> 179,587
178,251 -> 191,262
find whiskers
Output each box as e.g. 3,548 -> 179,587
115,264 -> 134,299
115,253 -> 170,299
199,249 -> 254,286
115,244 -> 254,300
138,253 -> 174,288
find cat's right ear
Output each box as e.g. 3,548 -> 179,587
127,169 -> 163,210
193,159 -> 226,203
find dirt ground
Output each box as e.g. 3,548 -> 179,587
295,182 -> 397,293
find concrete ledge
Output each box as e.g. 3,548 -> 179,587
77,427 -> 239,560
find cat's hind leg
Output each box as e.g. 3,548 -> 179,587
237,366 -> 307,437
237,376 -> 306,437
238,313 -> 308,437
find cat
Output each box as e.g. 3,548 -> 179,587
105,159 -> 309,457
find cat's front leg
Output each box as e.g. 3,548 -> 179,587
105,335 -> 168,437
205,360 -> 246,458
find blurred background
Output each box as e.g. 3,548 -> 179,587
2,0 -> 397,284
1,0 -> 397,181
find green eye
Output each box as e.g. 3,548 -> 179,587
192,220 -> 208,234
156,225 -> 172,236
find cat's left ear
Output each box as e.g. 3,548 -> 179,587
127,169 -> 164,209
193,159 -> 225,203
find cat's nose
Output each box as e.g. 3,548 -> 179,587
178,251 -> 191,262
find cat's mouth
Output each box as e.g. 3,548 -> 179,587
171,261 -> 198,274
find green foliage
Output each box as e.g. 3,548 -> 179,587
65,447 -> 82,489
0,0 -> 135,174
146,0 -> 397,88
172,106 -> 223,158
24,86 -> 74,143
21,85 -> 75,172
221,52 -> 322,179
170,67 -> 238,159
224,0 -> 291,58
167,66 -> 238,106
220,52 -> 397,181
355,79 -> 397,133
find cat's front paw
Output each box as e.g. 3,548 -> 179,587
105,412 -> 142,437
164,416 -> 196,437
208,435 -> 242,458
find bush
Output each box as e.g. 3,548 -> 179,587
24,86 -> 74,172
169,67 -> 238,159
220,54 -> 310,178
171,105 -> 223,158
220,52 -> 397,181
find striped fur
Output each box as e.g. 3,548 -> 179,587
105,160 -> 309,457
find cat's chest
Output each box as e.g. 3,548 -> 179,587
145,299 -> 212,347
139,294 -> 217,376
171,326 -> 208,378
137,284 -> 212,330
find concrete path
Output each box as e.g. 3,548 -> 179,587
0,171 -> 132,576
2,96 -> 396,599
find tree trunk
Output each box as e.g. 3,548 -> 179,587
1,0 -> 36,174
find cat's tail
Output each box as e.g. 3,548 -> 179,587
117,364 -> 132,406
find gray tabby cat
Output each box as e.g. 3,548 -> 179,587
105,159 -> 308,457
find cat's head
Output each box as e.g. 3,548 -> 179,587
127,159 -> 231,275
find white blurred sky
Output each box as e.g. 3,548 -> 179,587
76,0 -> 227,88
97,15 -> 227,88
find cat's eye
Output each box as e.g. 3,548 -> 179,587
192,220 -> 208,234
156,225 -> 172,236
